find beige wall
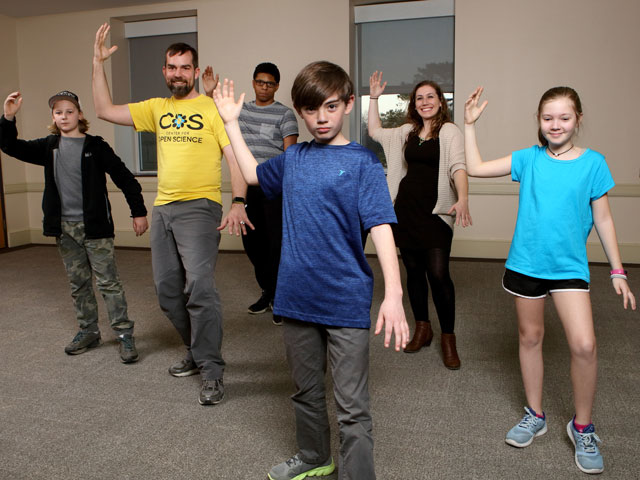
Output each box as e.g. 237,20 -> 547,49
454,0 -> 640,262
0,14 -> 30,245
0,0 -> 349,249
1,0 -> 638,262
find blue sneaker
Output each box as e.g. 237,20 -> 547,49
567,420 -> 603,474
505,407 -> 547,447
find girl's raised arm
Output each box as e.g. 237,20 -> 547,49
464,87 -> 512,178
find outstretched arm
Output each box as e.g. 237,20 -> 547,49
592,194 -> 636,310
212,79 -> 259,185
367,71 -> 386,137
3,92 -> 23,121
370,224 -> 409,351
92,23 -> 134,126
464,87 -> 512,178
202,66 -> 219,98
1,92 -> 49,165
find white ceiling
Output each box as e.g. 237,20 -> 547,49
0,0 -> 184,18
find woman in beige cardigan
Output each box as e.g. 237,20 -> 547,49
368,71 -> 471,369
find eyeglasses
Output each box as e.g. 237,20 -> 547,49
255,79 -> 278,88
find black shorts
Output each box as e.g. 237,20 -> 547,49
502,268 -> 589,299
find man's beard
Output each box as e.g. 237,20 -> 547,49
167,78 -> 193,98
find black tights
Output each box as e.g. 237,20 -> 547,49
399,247 -> 455,334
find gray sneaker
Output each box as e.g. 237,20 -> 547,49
117,333 -> 139,364
267,454 -> 335,480
64,329 -> 101,355
168,357 -> 199,377
505,406 -> 547,447
567,420 -> 604,474
199,378 -> 224,405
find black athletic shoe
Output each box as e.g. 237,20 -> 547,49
168,358 -> 199,377
199,378 -> 224,405
248,291 -> 272,315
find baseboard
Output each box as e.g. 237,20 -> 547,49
9,228 -> 640,264
7,229 -> 37,247
9,228 -> 249,251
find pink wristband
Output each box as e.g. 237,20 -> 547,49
610,268 -> 627,275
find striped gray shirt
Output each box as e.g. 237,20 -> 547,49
239,101 -> 298,163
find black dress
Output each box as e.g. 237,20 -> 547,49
392,135 -> 453,249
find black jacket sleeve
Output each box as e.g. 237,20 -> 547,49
0,115 -> 50,166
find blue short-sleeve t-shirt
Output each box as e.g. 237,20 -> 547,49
257,141 -> 397,328
506,145 -> 615,282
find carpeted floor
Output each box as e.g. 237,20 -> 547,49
0,245 -> 638,479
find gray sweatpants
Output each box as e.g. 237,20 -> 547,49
282,318 -> 375,480
151,198 -> 224,380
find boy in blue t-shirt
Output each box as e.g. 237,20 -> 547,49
214,61 -> 409,480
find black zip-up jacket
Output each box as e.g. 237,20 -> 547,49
0,115 -> 147,238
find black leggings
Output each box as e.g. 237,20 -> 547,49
399,247 -> 455,334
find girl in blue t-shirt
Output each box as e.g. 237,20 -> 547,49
463,86 -> 635,475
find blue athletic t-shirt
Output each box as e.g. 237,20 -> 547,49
506,145 -> 615,282
257,141 -> 397,328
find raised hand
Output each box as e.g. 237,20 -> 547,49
202,66 -> 220,97
212,79 -> 245,124
464,86 -> 488,125
94,23 -> 118,64
3,92 -> 23,120
369,70 -> 387,99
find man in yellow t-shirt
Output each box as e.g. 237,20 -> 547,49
92,23 -> 251,406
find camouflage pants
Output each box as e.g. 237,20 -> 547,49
56,221 -> 132,331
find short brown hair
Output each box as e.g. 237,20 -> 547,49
291,61 -> 353,111
165,43 -> 198,68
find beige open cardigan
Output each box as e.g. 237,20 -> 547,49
370,122 -> 466,229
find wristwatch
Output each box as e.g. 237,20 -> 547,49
232,196 -> 246,205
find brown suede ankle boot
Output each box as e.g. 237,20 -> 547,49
403,321 -> 433,353
441,333 -> 461,369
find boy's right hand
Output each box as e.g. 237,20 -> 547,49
3,91 -> 22,120
213,79 -> 245,124
94,23 -> 118,64
369,71 -> 387,99
374,296 -> 409,351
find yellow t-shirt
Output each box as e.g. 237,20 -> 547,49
128,95 -> 230,206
